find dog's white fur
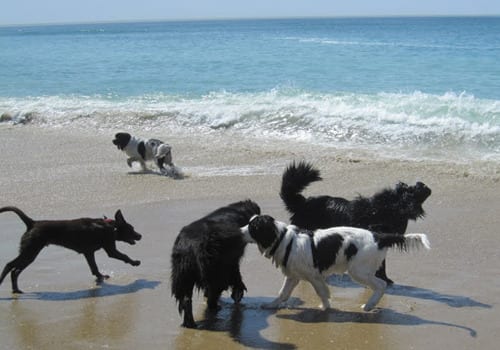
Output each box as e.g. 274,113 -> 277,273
113,132 -> 184,178
123,135 -> 172,171
242,215 -> 430,311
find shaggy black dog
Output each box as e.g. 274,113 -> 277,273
170,199 -> 261,328
280,161 -> 431,285
0,206 -> 142,293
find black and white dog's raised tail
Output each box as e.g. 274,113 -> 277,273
242,214 -> 430,311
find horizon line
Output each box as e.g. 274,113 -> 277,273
1,13 -> 499,28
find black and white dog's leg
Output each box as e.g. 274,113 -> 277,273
127,157 -> 146,170
262,276 -> 299,309
156,156 -> 167,174
308,276 -> 331,310
350,267 -> 387,311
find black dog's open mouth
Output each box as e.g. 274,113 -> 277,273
125,235 -> 142,245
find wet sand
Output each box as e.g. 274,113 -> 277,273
0,125 -> 499,349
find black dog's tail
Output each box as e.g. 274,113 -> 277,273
0,206 -> 35,230
375,233 -> 431,252
280,161 -> 322,214
170,249 -> 198,314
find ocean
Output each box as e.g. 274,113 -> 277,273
1,17 -> 499,164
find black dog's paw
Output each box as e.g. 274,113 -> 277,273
131,260 -> 141,266
231,285 -> 247,303
96,275 -> 110,284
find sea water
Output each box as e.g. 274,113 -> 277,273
0,17 -> 499,164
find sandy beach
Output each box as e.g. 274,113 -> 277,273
0,124 -> 499,349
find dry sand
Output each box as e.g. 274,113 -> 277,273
0,125 -> 498,349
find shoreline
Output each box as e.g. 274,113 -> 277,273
0,124 -> 498,215
0,124 -> 499,349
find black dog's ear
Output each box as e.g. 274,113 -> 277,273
396,182 -> 409,193
115,210 -> 125,223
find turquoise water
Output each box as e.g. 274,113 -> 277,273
1,17 -> 499,163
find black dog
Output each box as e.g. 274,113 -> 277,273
280,161 -> 431,284
0,206 -> 142,293
171,200 -> 261,328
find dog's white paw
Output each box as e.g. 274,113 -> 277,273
319,302 -> 330,311
361,303 -> 378,312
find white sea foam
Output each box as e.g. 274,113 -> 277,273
1,89 -> 499,163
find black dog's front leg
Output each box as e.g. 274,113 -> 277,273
180,297 -> 197,328
230,267 -> 247,303
84,252 -> 109,283
104,247 -> 141,267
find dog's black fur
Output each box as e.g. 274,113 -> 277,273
0,206 -> 142,293
170,200 -> 261,328
112,132 -> 173,173
280,161 -> 432,284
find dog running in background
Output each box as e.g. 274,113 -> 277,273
0,206 -> 142,293
280,161 -> 431,285
112,132 -> 183,178
242,214 -> 430,311
171,200 -> 261,328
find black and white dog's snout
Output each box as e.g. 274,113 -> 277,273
240,224 -> 255,243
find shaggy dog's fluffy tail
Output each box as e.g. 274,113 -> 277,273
0,206 -> 35,230
280,161 -> 322,215
376,233 -> 431,252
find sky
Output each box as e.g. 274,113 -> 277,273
2,0 -> 499,26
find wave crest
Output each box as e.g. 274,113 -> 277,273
1,89 -> 498,162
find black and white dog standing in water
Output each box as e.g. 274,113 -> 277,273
242,215 -> 430,311
112,132 -> 183,178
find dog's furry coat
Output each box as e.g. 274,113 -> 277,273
112,132 -> 182,177
0,206 -> 142,293
280,161 -> 431,284
170,200 -> 261,328
242,214 -> 430,311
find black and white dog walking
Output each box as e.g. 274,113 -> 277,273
112,132 -> 182,178
280,161 -> 431,284
242,214 -> 430,311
